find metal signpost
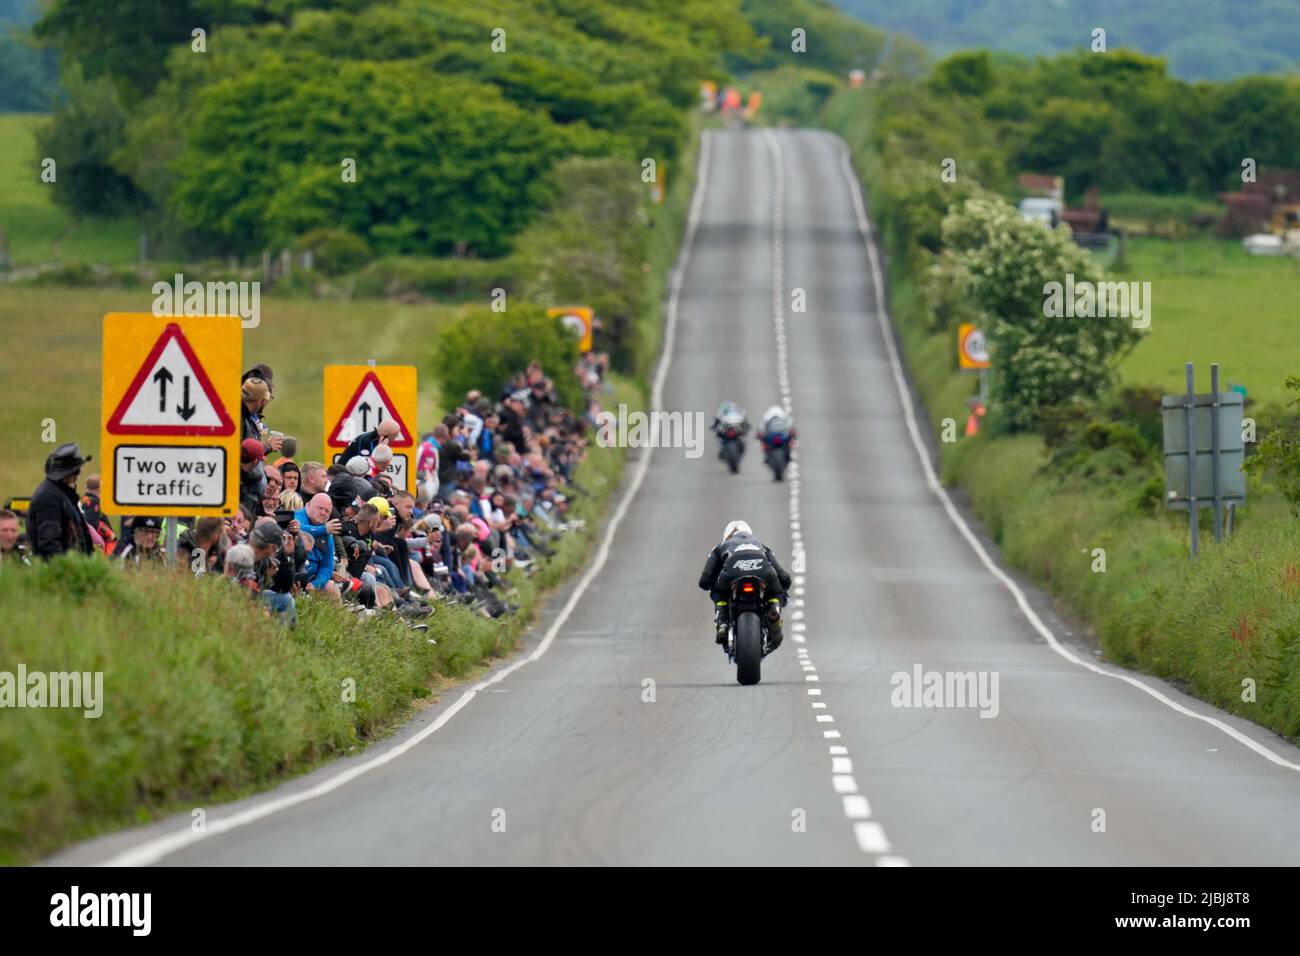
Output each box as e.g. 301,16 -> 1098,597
1161,362 -> 1245,557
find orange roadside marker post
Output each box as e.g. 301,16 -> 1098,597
957,323 -> 991,436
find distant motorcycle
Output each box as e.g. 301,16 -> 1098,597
713,404 -> 750,475
723,575 -> 775,686
719,424 -> 745,474
762,434 -> 790,481
759,411 -> 794,482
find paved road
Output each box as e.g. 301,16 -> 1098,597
55,128 -> 1300,866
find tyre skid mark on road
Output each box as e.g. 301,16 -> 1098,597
762,128 -> 908,866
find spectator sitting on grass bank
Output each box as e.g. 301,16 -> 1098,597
278,460 -> 301,494
340,417 -> 400,464
14,354 -> 605,639
249,518 -> 297,627
295,492 -> 340,603
117,516 -> 165,566
240,438 -> 267,515
178,516 -> 225,574
0,509 -> 30,565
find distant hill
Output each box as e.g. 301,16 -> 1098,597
832,0 -> 1300,80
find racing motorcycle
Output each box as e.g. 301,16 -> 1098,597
718,423 -> 746,474
722,574 -> 775,686
762,432 -> 790,482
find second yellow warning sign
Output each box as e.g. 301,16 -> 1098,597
322,365 -> 418,494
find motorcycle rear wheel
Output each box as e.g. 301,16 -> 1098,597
735,612 -> 763,685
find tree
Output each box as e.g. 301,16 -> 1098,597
167,57 -> 613,256
33,67 -> 147,218
930,51 -> 993,97
431,306 -> 584,414
514,157 -> 651,368
935,197 -> 1141,432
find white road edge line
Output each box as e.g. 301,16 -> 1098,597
96,132 -> 720,867
833,134 -> 1300,775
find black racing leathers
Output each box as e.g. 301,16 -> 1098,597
697,533 -> 791,605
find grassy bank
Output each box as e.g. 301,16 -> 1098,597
0,415 -> 626,865
818,84 -> 1300,745
0,368 -> 633,865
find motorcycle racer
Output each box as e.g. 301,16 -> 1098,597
698,519 -> 792,650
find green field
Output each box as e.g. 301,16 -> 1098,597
0,114 -> 141,267
0,287 -> 464,500
1117,236 -> 1300,402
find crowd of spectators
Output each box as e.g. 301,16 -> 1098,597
8,353 -> 612,635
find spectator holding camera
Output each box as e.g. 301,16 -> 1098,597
248,518 -> 297,627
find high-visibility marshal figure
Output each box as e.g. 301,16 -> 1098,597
100,314 -> 242,516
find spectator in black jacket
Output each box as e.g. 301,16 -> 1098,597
434,423 -> 469,500
339,418 -> 400,464
239,438 -> 267,515
27,443 -> 94,560
179,517 -> 225,574
498,390 -> 530,452
249,518 -> 297,627
240,376 -> 282,455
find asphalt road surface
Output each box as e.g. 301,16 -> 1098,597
54,128 -> 1300,866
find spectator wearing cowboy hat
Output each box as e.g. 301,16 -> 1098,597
27,442 -> 95,559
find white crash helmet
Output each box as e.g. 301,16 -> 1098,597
717,401 -> 747,426
759,403 -> 785,429
722,520 -> 752,543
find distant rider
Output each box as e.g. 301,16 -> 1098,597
757,404 -> 796,452
698,520 -> 792,650
710,401 -> 750,457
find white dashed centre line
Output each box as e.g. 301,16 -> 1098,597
762,128 -> 907,867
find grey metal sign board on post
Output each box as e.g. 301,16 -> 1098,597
1161,363 -> 1244,556
1161,392 -> 1246,506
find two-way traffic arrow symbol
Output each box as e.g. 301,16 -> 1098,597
154,367 -> 173,411
177,375 -> 196,421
